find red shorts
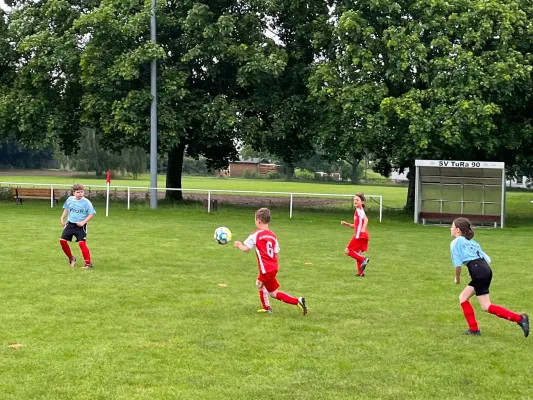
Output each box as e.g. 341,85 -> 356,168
347,236 -> 369,253
257,271 -> 280,293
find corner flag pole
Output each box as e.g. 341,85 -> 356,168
105,171 -> 111,217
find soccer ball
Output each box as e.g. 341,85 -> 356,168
214,227 -> 232,245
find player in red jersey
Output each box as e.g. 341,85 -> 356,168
341,193 -> 370,277
234,207 -> 307,315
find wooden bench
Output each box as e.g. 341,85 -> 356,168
12,188 -> 59,205
419,212 -> 500,227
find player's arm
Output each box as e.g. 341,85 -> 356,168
60,209 -> 68,227
234,241 -> 251,252
78,213 -> 95,227
454,266 -> 461,284
341,221 -> 354,228
451,243 -> 463,284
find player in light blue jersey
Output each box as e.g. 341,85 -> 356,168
451,217 -> 528,337
60,184 -> 96,269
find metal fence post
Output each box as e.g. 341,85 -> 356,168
290,193 -> 293,219
379,196 -> 383,223
208,190 -> 211,213
127,187 -> 131,210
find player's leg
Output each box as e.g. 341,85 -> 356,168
78,241 -> 92,268
345,238 -> 368,276
478,295 -> 529,337
345,237 -> 365,262
75,225 -> 93,268
360,238 -> 370,272
60,224 -> 76,267
266,276 -> 307,315
256,279 -> 272,313
472,269 -> 529,336
459,285 -> 480,334
345,245 -> 364,276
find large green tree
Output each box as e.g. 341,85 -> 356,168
0,0 -> 90,153
312,0 -> 533,209
75,0 -> 285,200
1,0 -> 285,200
242,0 -> 331,178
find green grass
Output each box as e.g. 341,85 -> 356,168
1,201 -> 533,399
0,173 -> 406,199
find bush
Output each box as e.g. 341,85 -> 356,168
182,157 -> 213,176
242,169 -> 262,179
266,171 -> 283,179
0,187 -> 13,201
314,172 -> 336,181
294,168 -> 315,180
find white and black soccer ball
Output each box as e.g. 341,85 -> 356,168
214,227 -> 232,245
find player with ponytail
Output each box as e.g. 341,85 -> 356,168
450,217 -> 529,336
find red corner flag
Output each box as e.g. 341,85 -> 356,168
106,171 -> 111,184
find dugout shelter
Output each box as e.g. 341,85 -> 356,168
414,160 -> 505,228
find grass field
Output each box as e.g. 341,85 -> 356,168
1,196 -> 533,399
1,173 -> 532,222
0,174 -> 407,203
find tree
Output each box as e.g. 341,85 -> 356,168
0,0 -> 89,154
0,139 -> 55,168
75,0 -> 286,201
122,147 -> 147,179
239,142 -> 276,163
312,0 -> 533,209
242,0 -> 331,178
0,8 -> 17,138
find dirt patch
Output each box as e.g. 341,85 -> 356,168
183,193 -> 351,208
104,190 -> 351,208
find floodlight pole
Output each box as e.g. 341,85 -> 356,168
149,0 -> 158,209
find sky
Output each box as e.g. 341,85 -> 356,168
0,0 -> 10,11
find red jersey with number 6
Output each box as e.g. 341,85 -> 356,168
244,229 -> 280,274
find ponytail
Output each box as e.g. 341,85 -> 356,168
454,217 -> 474,240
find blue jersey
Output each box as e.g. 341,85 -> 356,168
450,236 -> 491,268
63,196 -> 96,223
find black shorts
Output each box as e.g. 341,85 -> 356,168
466,258 -> 492,296
61,222 -> 88,242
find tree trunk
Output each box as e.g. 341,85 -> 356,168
405,161 -> 416,212
351,159 -> 361,184
285,163 -> 295,179
166,142 -> 186,202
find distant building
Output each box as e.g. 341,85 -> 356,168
315,172 -> 341,181
216,159 -> 281,178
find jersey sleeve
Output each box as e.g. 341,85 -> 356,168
450,238 -> 464,267
243,233 -> 256,250
86,199 -> 96,214
62,197 -> 70,209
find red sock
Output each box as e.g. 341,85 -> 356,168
275,292 -> 298,305
348,250 -> 365,262
78,241 -> 91,264
461,301 -> 479,331
356,260 -> 363,275
60,240 -> 73,259
488,304 -> 521,323
259,288 -> 271,310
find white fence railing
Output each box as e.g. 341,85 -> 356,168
1,182 -> 383,222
